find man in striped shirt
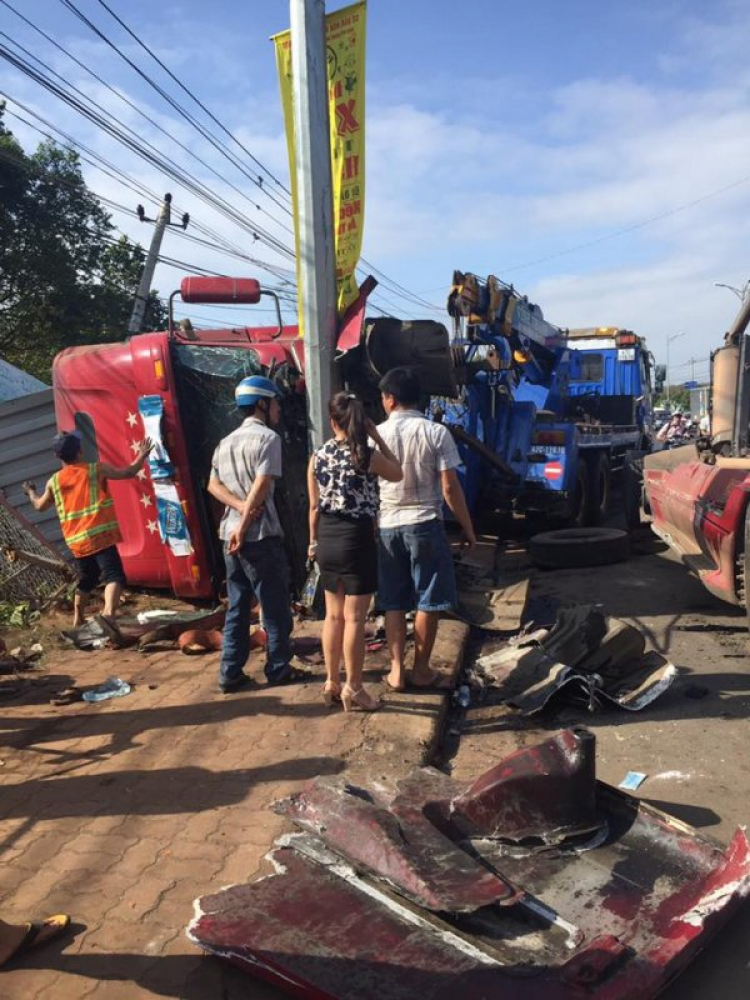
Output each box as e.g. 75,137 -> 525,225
208,375 -> 306,693
376,368 -> 476,692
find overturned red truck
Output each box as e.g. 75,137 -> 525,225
53,277 -> 311,599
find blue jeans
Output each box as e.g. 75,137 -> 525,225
219,536 -> 293,686
377,519 -> 457,612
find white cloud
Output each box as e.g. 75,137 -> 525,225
4,0 -> 750,360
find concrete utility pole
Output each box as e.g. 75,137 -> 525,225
665,331 -> 685,406
128,193 -> 189,336
715,279 -> 750,303
290,0 -> 338,449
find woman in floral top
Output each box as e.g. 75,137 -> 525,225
307,392 -> 402,712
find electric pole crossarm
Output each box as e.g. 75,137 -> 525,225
128,193 -> 189,336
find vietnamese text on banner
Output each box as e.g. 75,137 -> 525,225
272,2 -> 366,335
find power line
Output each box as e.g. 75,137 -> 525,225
70,0 -> 443,317
93,0 -> 290,197
58,0 -> 292,219
3,106 -> 420,323
4,3 -> 447,319
355,261 -> 443,313
0,139 -> 297,306
0,4 -> 294,236
1,104 -> 297,286
495,179 -> 750,277
7,98 -> 420,318
93,228 -> 300,308
0,51 -> 296,261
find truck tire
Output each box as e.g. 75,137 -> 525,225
530,527 -> 630,569
585,452 -> 611,526
623,450 -> 646,531
566,459 -> 590,528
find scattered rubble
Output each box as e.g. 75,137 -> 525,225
0,639 -> 44,674
470,604 -> 677,715
62,607 -> 226,651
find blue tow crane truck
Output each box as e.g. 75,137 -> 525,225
428,272 -> 654,526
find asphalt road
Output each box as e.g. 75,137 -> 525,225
449,511 -> 750,998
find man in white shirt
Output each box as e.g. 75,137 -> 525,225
376,368 -> 476,691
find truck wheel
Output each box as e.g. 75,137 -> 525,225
530,527 -> 630,569
623,450 -> 646,531
566,459 -> 590,528
585,452 -> 611,525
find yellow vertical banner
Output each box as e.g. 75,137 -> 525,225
272,2 -> 366,333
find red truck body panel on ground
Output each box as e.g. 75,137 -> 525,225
189,730 -> 750,1000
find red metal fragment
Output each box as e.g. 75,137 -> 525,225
450,727 -> 601,843
190,729 -> 750,1000
277,775 -> 520,912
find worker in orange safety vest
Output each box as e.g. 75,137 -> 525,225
23,430 -> 152,629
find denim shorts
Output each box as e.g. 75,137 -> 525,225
377,519 -> 457,613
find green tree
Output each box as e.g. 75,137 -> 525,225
665,387 -> 690,411
0,105 -> 166,381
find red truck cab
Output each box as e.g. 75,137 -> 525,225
53,310 -> 305,598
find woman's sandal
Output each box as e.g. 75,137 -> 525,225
341,684 -> 381,712
384,677 -> 406,692
322,680 -> 342,708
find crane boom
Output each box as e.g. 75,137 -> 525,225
447,270 -> 566,353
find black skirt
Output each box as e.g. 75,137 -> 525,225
317,512 -> 377,595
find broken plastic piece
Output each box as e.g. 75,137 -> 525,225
455,684 -> 471,708
136,609 -> 179,624
619,771 -> 647,791
452,727 -> 601,843
82,677 -> 131,703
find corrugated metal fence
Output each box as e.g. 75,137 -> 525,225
0,388 -> 63,549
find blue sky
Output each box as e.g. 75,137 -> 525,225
3,0 -> 750,383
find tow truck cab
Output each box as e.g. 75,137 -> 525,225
567,327 -> 654,449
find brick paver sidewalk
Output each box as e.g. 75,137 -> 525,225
0,620 -> 467,999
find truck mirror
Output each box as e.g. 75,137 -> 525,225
168,277 -> 283,340
180,277 -> 261,304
